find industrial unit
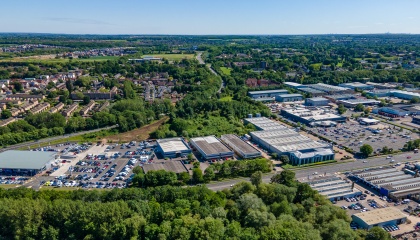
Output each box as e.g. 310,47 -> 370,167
220,134 -> 261,159
284,82 -> 305,89
245,118 -> 334,165
349,167 -> 420,201
244,117 -> 287,131
306,176 -> 362,201
351,208 -> 407,230
298,87 -> 326,97
339,82 -> 374,90
337,98 -> 380,108
247,89 -> 288,101
307,83 -> 353,95
373,105 -> 420,118
0,150 -> 56,176
324,94 -> 359,103
305,97 -> 330,106
155,137 -> 192,158
275,93 -> 303,102
280,107 -> 346,126
190,136 -> 234,160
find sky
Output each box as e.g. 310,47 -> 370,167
1,0 -> 420,35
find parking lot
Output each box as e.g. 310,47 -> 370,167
309,119 -> 417,155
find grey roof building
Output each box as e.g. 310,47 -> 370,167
156,138 -> 191,158
190,136 -> 234,160
221,134 -> 261,159
0,150 -> 56,176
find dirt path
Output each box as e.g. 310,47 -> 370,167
103,117 -> 168,143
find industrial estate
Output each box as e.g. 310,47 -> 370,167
2,31 -> 420,239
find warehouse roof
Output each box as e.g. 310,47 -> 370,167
306,97 -> 329,102
352,207 -> 407,226
221,134 -> 261,155
248,89 -> 288,95
157,138 -> 190,153
190,136 -> 232,155
0,150 -> 55,170
277,93 -> 303,98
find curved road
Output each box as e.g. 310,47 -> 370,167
196,52 -> 225,93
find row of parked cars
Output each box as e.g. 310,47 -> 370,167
0,177 -> 29,185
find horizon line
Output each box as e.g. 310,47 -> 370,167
0,32 -> 418,36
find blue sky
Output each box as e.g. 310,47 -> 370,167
1,0 -> 419,34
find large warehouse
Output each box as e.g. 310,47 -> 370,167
348,167 -> 420,201
190,136 -> 234,160
220,134 -> 261,159
156,137 -> 192,158
247,89 -> 288,101
280,107 -> 346,126
352,207 -> 407,230
244,117 -> 287,131
307,83 -> 353,95
0,150 -> 56,176
306,176 -> 362,201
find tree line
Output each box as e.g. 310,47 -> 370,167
0,171 -> 391,240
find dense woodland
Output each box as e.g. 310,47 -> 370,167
0,171 -> 391,240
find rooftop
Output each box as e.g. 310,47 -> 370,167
298,87 -> 326,94
157,137 -> 190,153
306,97 -> 329,101
284,82 -> 303,87
248,89 -> 288,95
352,207 -> 407,226
190,136 -> 232,156
0,150 -> 55,170
277,93 -> 303,98
221,134 -> 260,155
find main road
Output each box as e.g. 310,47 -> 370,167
205,152 -> 417,191
196,52 -> 225,93
0,125 -> 117,152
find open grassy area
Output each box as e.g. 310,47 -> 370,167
104,117 -> 169,143
0,55 -> 119,63
141,54 -> 194,61
220,67 -> 232,75
336,62 -> 343,67
0,184 -> 21,189
219,96 -> 233,102
22,129 -> 119,150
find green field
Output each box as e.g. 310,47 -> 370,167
141,54 -> 194,61
220,67 -> 232,75
0,56 -> 119,63
219,96 -> 233,102
336,62 -> 343,67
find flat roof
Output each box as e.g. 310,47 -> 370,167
221,134 -> 261,155
352,207 -> 407,226
0,150 -> 55,170
190,136 -> 232,156
306,97 -> 329,101
284,82 -> 302,87
142,161 -> 187,174
359,118 -> 380,123
157,137 -> 190,153
299,87 -> 326,94
248,89 -> 288,95
277,94 -> 302,98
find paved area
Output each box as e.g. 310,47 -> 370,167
51,145 -> 107,177
309,119 -> 416,154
